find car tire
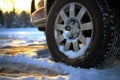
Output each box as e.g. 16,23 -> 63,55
46,0 -> 119,68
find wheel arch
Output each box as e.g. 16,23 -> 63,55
46,0 -> 55,14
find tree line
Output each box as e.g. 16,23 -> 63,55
0,9 -> 34,28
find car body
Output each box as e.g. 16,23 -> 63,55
31,0 -> 45,30
31,0 -> 120,68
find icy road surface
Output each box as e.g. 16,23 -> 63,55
0,28 -> 120,80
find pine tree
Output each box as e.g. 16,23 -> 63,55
0,10 -> 3,27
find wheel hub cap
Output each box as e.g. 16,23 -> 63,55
65,19 -> 80,40
54,2 -> 93,59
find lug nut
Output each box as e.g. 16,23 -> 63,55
65,26 -> 71,31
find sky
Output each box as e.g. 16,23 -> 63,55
0,0 -> 32,13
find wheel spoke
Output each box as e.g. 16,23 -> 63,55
79,34 -> 86,44
80,22 -> 93,31
69,3 -> 75,17
54,2 -> 93,58
64,41 -> 71,51
55,24 -> 65,31
77,6 -> 86,20
73,40 -> 79,51
56,34 -> 65,44
60,9 -> 68,22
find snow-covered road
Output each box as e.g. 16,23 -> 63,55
0,28 -> 120,80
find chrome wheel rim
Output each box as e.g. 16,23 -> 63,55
54,2 -> 93,59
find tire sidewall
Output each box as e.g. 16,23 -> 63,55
46,0 -> 105,67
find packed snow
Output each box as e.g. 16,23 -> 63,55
59,38 -> 91,59
0,28 -> 120,80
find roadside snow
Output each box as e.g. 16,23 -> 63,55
0,28 -> 45,40
0,28 -> 46,48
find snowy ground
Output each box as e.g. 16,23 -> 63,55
0,28 -> 46,48
0,28 -> 120,80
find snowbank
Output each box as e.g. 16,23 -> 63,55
0,54 -> 120,80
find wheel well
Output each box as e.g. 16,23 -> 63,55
46,0 -> 55,14
31,0 -> 35,13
